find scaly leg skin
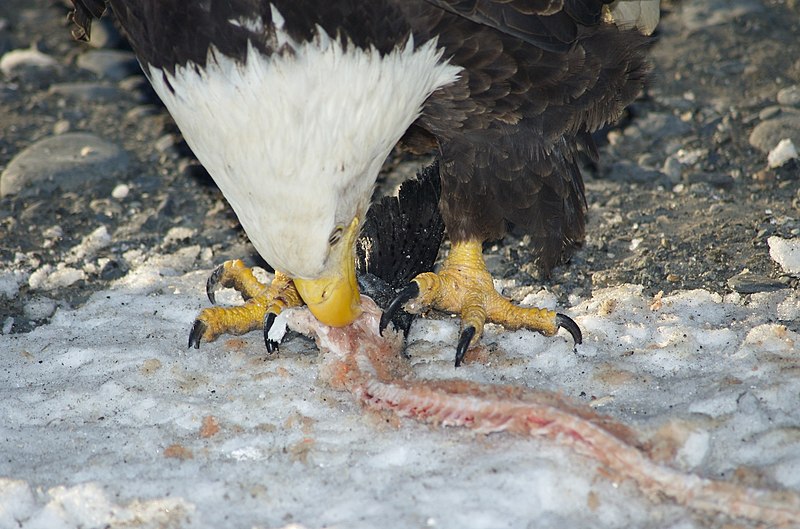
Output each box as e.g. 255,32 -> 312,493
187,259 -> 303,352
381,241 -> 581,367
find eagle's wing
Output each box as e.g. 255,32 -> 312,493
411,0 -> 654,270
420,0 -> 604,52
422,0 -> 659,44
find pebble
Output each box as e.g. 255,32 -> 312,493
768,139 -> 799,168
118,75 -> 152,95
777,85 -> 800,107
661,156 -> 683,183
42,225 -> 63,240
748,110 -> 800,153
684,172 -> 735,188
726,272 -> 789,294
758,106 -> 782,120
112,183 -> 130,199
124,105 -> 161,121
154,134 -> 177,153
0,132 -> 130,198
49,82 -> 125,103
76,49 -> 140,81
52,119 -> 71,135
0,45 -> 57,76
636,153 -> 659,170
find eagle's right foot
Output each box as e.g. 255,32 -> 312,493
188,260 -> 303,351
380,241 -> 581,367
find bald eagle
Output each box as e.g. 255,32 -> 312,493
70,0 -> 657,366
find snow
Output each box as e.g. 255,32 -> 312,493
2,252 -> 800,529
769,235 -> 800,275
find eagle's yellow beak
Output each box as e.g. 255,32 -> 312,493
293,218 -> 362,327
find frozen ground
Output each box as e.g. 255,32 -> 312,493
2,0 -> 800,528
2,248 -> 800,529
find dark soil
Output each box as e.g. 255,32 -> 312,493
1,0 -> 799,335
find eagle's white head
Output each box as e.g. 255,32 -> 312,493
147,9 -> 460,326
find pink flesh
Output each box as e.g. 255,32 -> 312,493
286,298 -> 800,527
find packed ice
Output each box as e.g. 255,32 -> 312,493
2,250 -> 799,529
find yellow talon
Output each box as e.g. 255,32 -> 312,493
188,260 -> 303,349
385,240 -> 574,367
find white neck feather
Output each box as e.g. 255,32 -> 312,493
147,9 -> 460,278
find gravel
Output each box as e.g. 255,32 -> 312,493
0,0 -> 799,331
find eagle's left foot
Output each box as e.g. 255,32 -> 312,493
188,260 -> 303,351
380,241 -> 581,367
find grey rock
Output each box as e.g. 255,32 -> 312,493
52,119 -> 71,135
49,82 -> 125,103
0,45 -> 58,75
684,172 -> 735,188
758,106 -> 782,120
682,0 -> 763,32
777,85 -> 800,107
76,49 -> 140,81
661,156 -> 683,183
608,161 -> 663,184
154,134 -> 177,153
117,75 -> 152,104
748,110 -> 800,153
0,132 -> 130,197
628,112 -> 692,144
124,104 -> 161,121
636,153 -> 659,171
727,272 -> 790,294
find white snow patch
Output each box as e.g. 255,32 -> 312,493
23,296 -> 56,320
28,263 -> 86,290
768,236 -> 800,275
2,259 -> 800,528
163,226 -> 197,245
0,269 -> 27,298
66,226 -> 112,264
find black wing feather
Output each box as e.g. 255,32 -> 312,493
405,0 -> 651,271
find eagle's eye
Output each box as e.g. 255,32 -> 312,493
328,226 -> 344,246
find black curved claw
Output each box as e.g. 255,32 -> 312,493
188,320 -> 206,349
455,326 -> 476,368
379,282 -> 420,336
555,313 -> 582,346
263,312 -> 279,353
205,264 -> 226,304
